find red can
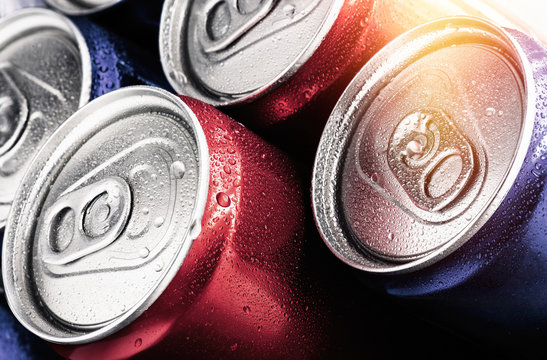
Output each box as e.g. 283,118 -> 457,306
160,0 -> 485,155
2,86 -> 331,359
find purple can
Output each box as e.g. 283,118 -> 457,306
312,16 -> 547,352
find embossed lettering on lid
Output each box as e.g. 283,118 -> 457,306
0,9 -> 91,228
312,17 -> 534,273
3,86 -> 209,344
160,0 -> 344,105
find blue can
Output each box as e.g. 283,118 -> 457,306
312,16 -> 547,352
46,0 -> 164,55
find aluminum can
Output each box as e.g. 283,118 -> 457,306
159,0 -> 486,155
0,8 -> 168,230
2,86 -> 335,359
312,16 -> 547,351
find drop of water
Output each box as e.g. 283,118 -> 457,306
370,173 -> 379,183
283,4 -> 296,17
388,233 -> 395,241
139,248 -> 150,258
171,161 -> 186,179
154,217 -> 165,228
135,338 -> 142,348
485,107 -> 495,116
243,305 -> 251,313
217,192 -> 231,207
154,260 -> 164,272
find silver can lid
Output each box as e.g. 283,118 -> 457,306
0,8 -> 91,228
312,17 -> 535,273
2,86 -> 210,344
160,0 -> 344,106
45,0 -> 123,15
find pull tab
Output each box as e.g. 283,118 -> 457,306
41,177 -> 132,266
387,109 -> 475,212
0,64 -> 28,157
201,0 -> 277,53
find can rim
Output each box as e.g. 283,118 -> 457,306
0,8 -> 92,230
2,86 -> 211,344
159,0 -> 345,106
45,0 -> 124,15
311,16 -> 536,274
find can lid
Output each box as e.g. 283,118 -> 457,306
160,0 -> 344,106
312,17 -> 535,273
45,0 -> 123,15
2,86 -> 210,344
0,8 -> 91,228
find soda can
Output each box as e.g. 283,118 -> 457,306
2,86 -> 334,359
312,16 -> 547,350
159,0 -> 485,155
0,8 -> 168,230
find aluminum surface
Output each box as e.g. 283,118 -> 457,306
0,9 -> 91,229
45,0 -> 124,14
3,86 -> 210,343
160,0 -> 344,105
0,0 -> 46,18
312,17 -> 535,273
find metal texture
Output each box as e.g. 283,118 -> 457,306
0,0 -> 46,18
5,86 -> 330,359
45,0 -> 124,15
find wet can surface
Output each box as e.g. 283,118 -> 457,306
3,86 -> 332,359
0,8 -> 167,230
312,16 -> 547,348
159,0 -> 485,154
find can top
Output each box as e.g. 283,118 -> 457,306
2,86 -> 210,344
45,0 -> 123,15
312,17 -> 535,274
160,0 -> 344,106
0,8 -> 91,228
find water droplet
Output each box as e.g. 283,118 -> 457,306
139,248 -> 150,258
485,107 -> 495,116
388,233 -> 395,241
243,305 -> 251,313
171,161 -> 186,179
283,4 -> 295,17
142,207 -> 150,215
154,260 -> 164,272
370,173 -> 378,183
217,192 -> 231,207
135,338 -> 142,348
154,217 -> 165,227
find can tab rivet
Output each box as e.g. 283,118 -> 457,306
387,109 -> 475,212
41,176 -> 132,265
202,0 -> 277,53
